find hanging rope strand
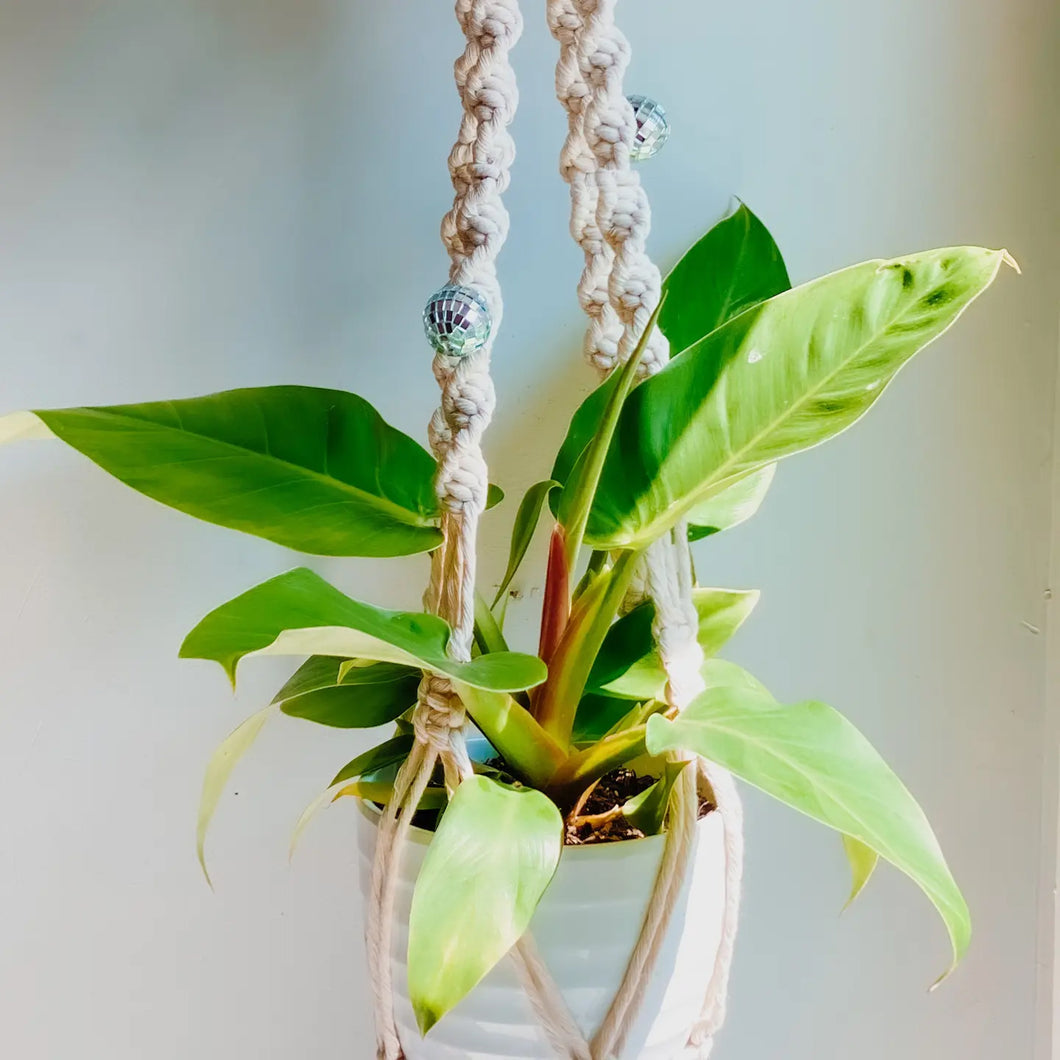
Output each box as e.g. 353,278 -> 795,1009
366,4 -> 524,1057
546,2 -> 744,1056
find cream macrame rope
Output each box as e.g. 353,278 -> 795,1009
367,1 -> 742,1056
547,2 -> 744,1056
366,4 -> 524,1058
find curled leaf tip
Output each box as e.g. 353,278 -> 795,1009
1001,249 -> 1021,274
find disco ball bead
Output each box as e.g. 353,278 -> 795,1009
627,94 -> 670,162
423,284 -> 493,357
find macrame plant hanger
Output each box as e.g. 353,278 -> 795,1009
366,2 -> 745,1057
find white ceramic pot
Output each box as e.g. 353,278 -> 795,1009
356,800 -> 726,1060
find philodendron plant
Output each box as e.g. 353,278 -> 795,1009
1,206 -> 1012,1033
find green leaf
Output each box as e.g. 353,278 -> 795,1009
589,588 -> 759,700
588,247 -> 1011,549
0,387 -> 443,557
272,656 -> 419,729
547,725 -> 650,808
486,483 -> 505,510
492,481 -> 559,608
451,684 -> 567,788
646,686 -> 971,979
331,734 -> 416,786
557,306 -> 658,568
290,769 -> 444,858
179,567 -> 547,692
571,694 -> 654,745
550,373 -> 621,507
842,834 -> 880,910
407,776 -> 563,1034
197,705 -> 274,886
687,464 -> 776,542
622,760 -> 692,836
661,203 -> 791,355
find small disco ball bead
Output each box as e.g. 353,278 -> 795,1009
627,94 -> 671,162
423,284 -> 492,358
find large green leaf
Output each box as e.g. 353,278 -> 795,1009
197,704 -> 274,885
588,588 -> 759,700
272,656 -> 420,728
0,387 -> 443,557
407,775 -> 563,1033
646,685 -> 970,979
180,567 -> 546,692
588,247 -> 1010,549
687,464 -> 776,542
661,203 -> 791,355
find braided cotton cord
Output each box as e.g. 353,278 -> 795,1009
546,3 -> 744,1056
366,4 -> 523,1057
548,0 -> 668,380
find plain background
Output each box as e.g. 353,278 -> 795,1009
1,1 -> 1058,1057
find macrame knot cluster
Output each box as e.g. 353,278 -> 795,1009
413,674 -> 467,756
459,0 -> 522,49
465,68 -> 519,126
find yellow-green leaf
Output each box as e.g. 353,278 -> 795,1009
646,682 -> 970,981
197,705 -> 274,886
408,776 -> 563,1034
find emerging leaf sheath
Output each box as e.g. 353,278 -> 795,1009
534,549 -> 641,748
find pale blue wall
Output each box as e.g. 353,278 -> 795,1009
0,2 -> 1057,1057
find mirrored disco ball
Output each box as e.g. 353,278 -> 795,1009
627,94 -> 670,161
423,284 -> 492,358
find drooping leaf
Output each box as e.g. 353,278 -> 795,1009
492,481 -> 559,608
588,248 -> 1011,549
646,685 -> 970,980
290,768 -> 444,858
621,760 -> 692,836
179,567 -> 546,692
331,734 -> 416,786
842,834 -> 880,910
687,464 -> 776,542
407,776 -> 563,1034
588,588 -> 759,700
197,705 -> 274,886
661,203 -> 791,355
272,656 -> 420,728
0,387 -> 444,557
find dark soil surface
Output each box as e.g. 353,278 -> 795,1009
564,768 -> 716,846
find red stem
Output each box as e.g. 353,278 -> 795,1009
537,526 -> 570,671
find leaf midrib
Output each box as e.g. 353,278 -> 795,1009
50,408 -> 439,530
